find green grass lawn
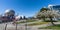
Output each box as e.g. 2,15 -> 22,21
26,20 -> 37,22
16,20 -> 37,24
27,22 -> 49,26
38,24 -> 60,30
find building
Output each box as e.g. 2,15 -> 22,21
0,9 -> 15,22
5,9 -> 15,16
48,5 -> 60,12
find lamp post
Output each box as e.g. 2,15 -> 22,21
16,23 -> 17,30
25,19 -> 27,30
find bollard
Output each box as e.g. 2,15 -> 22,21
5,24 -> 7,30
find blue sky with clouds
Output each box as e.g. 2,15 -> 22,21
0,0 -> 60,17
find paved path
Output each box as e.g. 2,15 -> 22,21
26,22 -> 60,30
0,20 -> 60,30
0,20 -> 42,30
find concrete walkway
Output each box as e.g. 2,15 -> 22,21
27,22 -> 60,30
0,20 -> 60,30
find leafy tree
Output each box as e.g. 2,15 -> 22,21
20,16 -> 22,20
23,16 -> 26,19
40,8 -> 49,12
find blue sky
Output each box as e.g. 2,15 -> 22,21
0,0 -> 60,17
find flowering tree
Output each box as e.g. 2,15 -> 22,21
37,10 -> 60,25
36,10 -> 47,21
46,10 -> 60,25
36,7 -> 49,20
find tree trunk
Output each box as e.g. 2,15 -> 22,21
43,18 -> 45,21
42,16 -> 45,21
50,17 -> 55,26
